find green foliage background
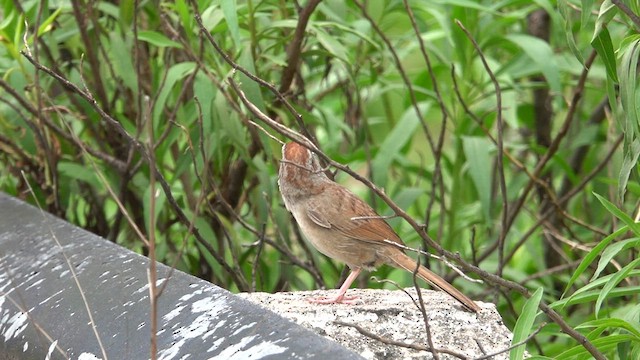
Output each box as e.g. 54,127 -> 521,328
1,0 -> 639,358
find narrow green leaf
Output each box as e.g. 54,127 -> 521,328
153,62 -> 197,122
510,287 -> 543,360
505,34 -> 561,93
619,137 -> 640,200
137,30 -> 183,48
36,8 -> 61,36
393,187 -> 425,212
462,136 -> 493,222
591,27 -> 618,82
314,26 -> 349,62
175,0 -> 191,33
578,318 -> 640,338
221,0 -> 241,47
371,104 -> 425,188
581,0 -> 595,31
431,0 -> 496,12
563,226 -> 628,296
554,286 -> 640,309
119,0 -> 134,25
592,0 -> 617,42
58,162 -> 102,189
238,43 -> 265,111
593,192 -> 640,236
596,258 -> 640,317
618,35 -> 640,139
594,238 -> 640,279
108,32 -> 137,92
556,335 -> 638,359
558,0 -> 585,64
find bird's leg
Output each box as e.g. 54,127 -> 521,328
308,268 -> 361,304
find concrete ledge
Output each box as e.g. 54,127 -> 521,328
0,193 -> 361,359
240,289 -> 511,359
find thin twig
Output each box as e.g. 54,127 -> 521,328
473,322 -> 546,360
401,0 -> 448,234
611,0 -> 640,29
352,0 -> 436,153
333,321 -> 468,359
144,94 -> 159,360
455,20 -> 509,278
411,256 -> 440,360
22,172 -> 108,360
382,240 -> 482,284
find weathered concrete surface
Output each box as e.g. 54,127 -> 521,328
240,288 -> 512,360
0,193 -> 361,359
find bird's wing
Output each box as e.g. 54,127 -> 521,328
305,188 -> 404,246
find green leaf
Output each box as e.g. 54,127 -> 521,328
581,0 -> 595,31
462,136 -> 493,223
578,318 -> 640,338
505,34 -> 561,93
238,43 -> 266,111
594,238 -> 640,279
558,0 -> 585,64
371,104 -> 426,188
618,35 -> 640,139
393,187 -> 425,212
510,287 -> 543,360
556,335 -> 638,359
563,226 -> 628,296
593,192 -> 640,236
221,0 -> 241,47
591,27 -> 618,82
137,30 -> 183,48
554,285 -> 640,309
314,26 -> 349,62
109,32 -> 137,92
36,8 -> 61,37
58,162 -> 102,189
596,258 -> 640,317
153,62 -> 197,122
593,0 -> 617,42
119,0 -> 134,25
619,137 -> 640,200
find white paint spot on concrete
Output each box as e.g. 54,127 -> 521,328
78,352 -> 102,360
213,335 -> 287,359
178,288 -> 202,302
134,278 -> 167,295
163,305 -> 186,322
2,312 -> 28,341
44,340 -> 57,360
231,322 -> 257,336
25,278 -> 44,291
157,295 -> 227,360
38,289 -> 65,306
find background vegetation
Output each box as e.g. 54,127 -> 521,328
1,0 -> 639,358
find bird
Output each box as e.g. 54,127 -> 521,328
277,141 -> 480,312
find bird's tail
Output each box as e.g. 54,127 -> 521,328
388,252 -> 480,313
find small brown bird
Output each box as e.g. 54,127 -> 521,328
278,141 -> 480,312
